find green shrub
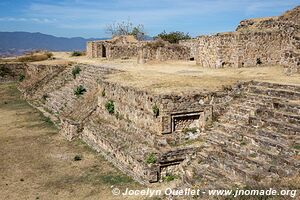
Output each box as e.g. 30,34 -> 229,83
72,66 -> 81,78
74,155 -> 82,161
74,85 -> 87,96
71,51 -> 84,57
18,74 -> 25,82
292,144 -> 300,150
105,100 -> 115,114
152,104 -> 159,117
163,174 -> 177,182
145,153 -> 157,164
155,31 -> 191,44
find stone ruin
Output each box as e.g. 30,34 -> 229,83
87,6 -> 299,75
180,6 -> 300,74
16,65 -> 299,189
87,36 -> 191,63
1,6 -> 298,190
137,39 -> 191,63
86,35 -> 141,59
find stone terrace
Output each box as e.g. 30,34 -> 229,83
18,58 -> 300,187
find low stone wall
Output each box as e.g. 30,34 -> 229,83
109,45 -> 139,59
137,44 -> 190,63
87,39 -> 140,59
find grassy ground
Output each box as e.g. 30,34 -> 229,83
0,83 -> 147,200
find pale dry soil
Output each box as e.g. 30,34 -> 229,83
38,52 -> 300,94
0,83 -> 163,200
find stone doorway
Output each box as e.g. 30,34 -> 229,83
102,45 -> 106,57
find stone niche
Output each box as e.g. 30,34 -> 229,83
161,106 -> 212,135
171,111 -> 204,132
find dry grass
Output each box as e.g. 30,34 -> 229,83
0,52 -> 54,63
49,52 -> 300,94
105,65 -> 300,94
0,83 -> 145,200
17,52 -> 53,62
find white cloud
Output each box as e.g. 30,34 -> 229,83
0,17 -> 57,23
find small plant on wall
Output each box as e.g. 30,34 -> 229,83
72,66 -> 81,79
152,104 -> 159,118
163,174 -> 177,182
145,153 -> 157,164
74,85 -> 86,96
18,74 -> 25,82
105,100 -> 115,114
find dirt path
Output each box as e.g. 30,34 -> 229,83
0,83 -> 144,200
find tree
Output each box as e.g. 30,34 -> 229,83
155,31 -> 191,44
105,20 -> 146,40
130,25 -> 145,41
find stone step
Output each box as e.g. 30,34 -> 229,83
212,124 -> 298,158
240,97 -> 300,115
221,125 -> 298,160
255,108 -> 300,126
209,133 -> 276,165
219,112 -> 249,124
238,124 -> 299,143
217,123 -> 292,150
204,149 -> 264,181
249,117 -> 300,136
246,86 -> 300,101
249,81 -> 300,93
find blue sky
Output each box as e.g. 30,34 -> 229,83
0,0 -> 299,38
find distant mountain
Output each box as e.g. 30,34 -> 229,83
0,31 -> 108,57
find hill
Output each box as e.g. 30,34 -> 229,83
0,31 -> 107,57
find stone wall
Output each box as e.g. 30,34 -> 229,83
176,5 -> 300,72
137,43 -> 190,63
97,80 -> 161,134
196,32 -> 238,68
179,39 -> 198,59
195,30 -> 289,68
86,41 -> 140,59
109,45 -> 139,59
97,79 -> 216,136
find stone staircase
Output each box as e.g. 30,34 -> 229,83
191,81 -> 300,187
